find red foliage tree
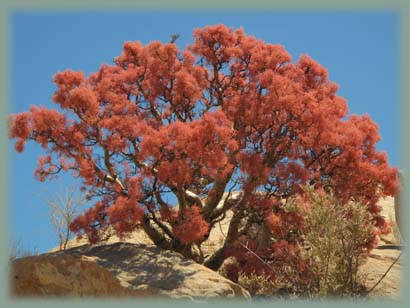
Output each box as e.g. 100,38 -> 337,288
9,24 -> 398,269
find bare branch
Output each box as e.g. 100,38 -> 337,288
365,252 -> 402,296
44,184 -> 85,250
185,189 -> 204,208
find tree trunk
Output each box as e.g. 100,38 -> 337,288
257,223 -> 271,251
140,215 -> 204,263
204,203 -> 246,270
204,245 -> 228,270
63,222 -> 70,250
140,216 -> 173,251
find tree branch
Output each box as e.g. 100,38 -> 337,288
202,170 -> 234,217
145,205 -> 175,240
204,198 -> 247,270
365,252 -> 402,296
185,189 -> 204,208
140,215 -> 173,250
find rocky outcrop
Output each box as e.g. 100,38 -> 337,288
394,170 -> 404,239
11,254 -> 134,297
378,196 -> 402,245
360,245 -> 402,300
12,242 -> 250,300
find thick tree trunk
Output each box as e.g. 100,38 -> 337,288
257,223 -> 271,251
204,246 -> 228,270
140,216 -> 173,251
204,203 -> 246,270
141,215 -> 204,263
172,241 -> 204,263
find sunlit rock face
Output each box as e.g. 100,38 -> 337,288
11,242 -> 250,300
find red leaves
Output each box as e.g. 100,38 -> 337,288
53,70 -> 85,105
9,106 -> 67,154
107,196 -> 144,236
140,110 -> 235,187
265,212 -> 284,237
248,43 -> 292,74
69,201 -> 107,244
15,140 -> 26,153
265,206 -> 304,239
68,86 -> 100,122
297,54 -> 329,89
190,24 -> 240,64
172,68 -> 203,107
69,177 -> 145,242
8,112 -> 31,140
172,205 -> 209,244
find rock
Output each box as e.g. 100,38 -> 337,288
394,170 -> 404,239
377,197 -> 401,245
11,254 -> 135,297
359,245 -> 403,300
12,242 -> 250,300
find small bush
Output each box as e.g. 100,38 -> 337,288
389,213 -> 402,244
299,187 -> 374,297
237,273 -> 278,298
44,184 -> 85,251
9,239 -> 38,262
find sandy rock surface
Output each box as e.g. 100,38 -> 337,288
358,196 -> 403,300
360,246 -> 403,300
11,254 -> 134,297
12,242 -> 250,300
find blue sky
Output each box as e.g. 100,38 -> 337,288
10,10 -> 399,253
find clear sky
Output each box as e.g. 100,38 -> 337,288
10,10 -> 399,254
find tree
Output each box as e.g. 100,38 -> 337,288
9,24 -> 398,270
44,184 -> 84,250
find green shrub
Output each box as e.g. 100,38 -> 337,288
299,187 -> 374,297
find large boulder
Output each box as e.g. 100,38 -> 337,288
361,246 -> 402,299
12,242 -> 250,300
11,254 -> 135,297
378,196 -> 402,245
